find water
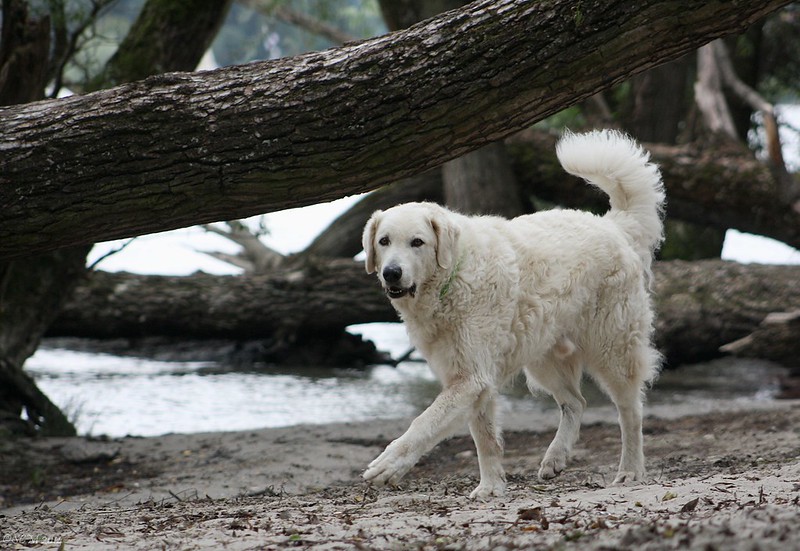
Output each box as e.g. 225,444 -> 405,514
26,348 -> 438,437
25,324 -> 787,438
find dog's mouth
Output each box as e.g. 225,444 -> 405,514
385,284 -> 416,300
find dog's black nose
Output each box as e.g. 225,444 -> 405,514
382,265 -> 402,284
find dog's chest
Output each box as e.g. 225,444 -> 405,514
401,309 -> 450,352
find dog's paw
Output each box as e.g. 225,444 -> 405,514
469,480 -> 506,501
612,470 -> 645,486
363,442 -> 416,487
538,451 -> 567,480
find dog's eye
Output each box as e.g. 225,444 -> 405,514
378,236 -> 390,246
410,238 -> 424,248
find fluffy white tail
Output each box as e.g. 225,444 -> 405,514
556,129 -> 666,266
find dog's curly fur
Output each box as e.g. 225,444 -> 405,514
362,130 -> 665,499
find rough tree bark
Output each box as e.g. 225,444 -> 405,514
0,0 -> 790,259
49,260 -> 800,368
0,0 -> 232,435
0,0 -> 90,436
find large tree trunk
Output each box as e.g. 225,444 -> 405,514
86,1 -> 231,91
443,142 -> 526,217
381,0 -> 526,219
0,1 -> 87,435
0,248 -> 89,435
620,54 -> 728,260
621,57 -> 692,145
0,0 -> 50,106
0,0 -> 789,259
0,0 -> 232,435
50,260 -> 800,368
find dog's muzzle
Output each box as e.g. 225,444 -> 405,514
385,284 -> 416,299
382,264 -> 416,299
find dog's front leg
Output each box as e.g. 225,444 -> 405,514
468,392 -> 506,499
363,380 -> 481,487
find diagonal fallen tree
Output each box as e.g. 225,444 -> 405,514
0,0 -> 791,259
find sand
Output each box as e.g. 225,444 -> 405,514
2,401 -> 799,550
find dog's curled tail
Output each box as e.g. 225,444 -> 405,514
556,129 -> 666,266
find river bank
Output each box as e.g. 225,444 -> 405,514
2,400 -> 799,550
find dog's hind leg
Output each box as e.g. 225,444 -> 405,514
468,390 -> 506,500
611,387 -> 645,484
588,346 -> 653,484
525,343 -> 587,480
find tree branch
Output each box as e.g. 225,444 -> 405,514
201,220 -> 284,273
694,43 -> 738,139
240,1 -> 358,45
273,5 -> 358,45
711,39 -> 799,204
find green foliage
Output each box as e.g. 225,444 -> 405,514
52,0 -> 387,91
30,466 -> 48,488
659,220 -> 725,261
58,0 -> 145,93
758,6 -> 800,101
533,106 -> 586,131
213,0 -> 386,67
572,1 -> 585,28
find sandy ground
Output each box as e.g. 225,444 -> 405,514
2,400 -> 799,550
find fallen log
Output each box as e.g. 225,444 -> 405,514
653,260 -> 800,367
49,260 -> 799,368
52,260 -> 387,339
719,310 -> 800,368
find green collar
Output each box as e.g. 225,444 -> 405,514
438,254 -> 464,301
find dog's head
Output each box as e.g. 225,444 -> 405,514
362,202 -> 460,300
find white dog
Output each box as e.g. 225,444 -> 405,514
361,130 -> 665,499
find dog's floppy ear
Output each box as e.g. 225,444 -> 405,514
362,210 -> 382,274
430,211 -> 460,270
